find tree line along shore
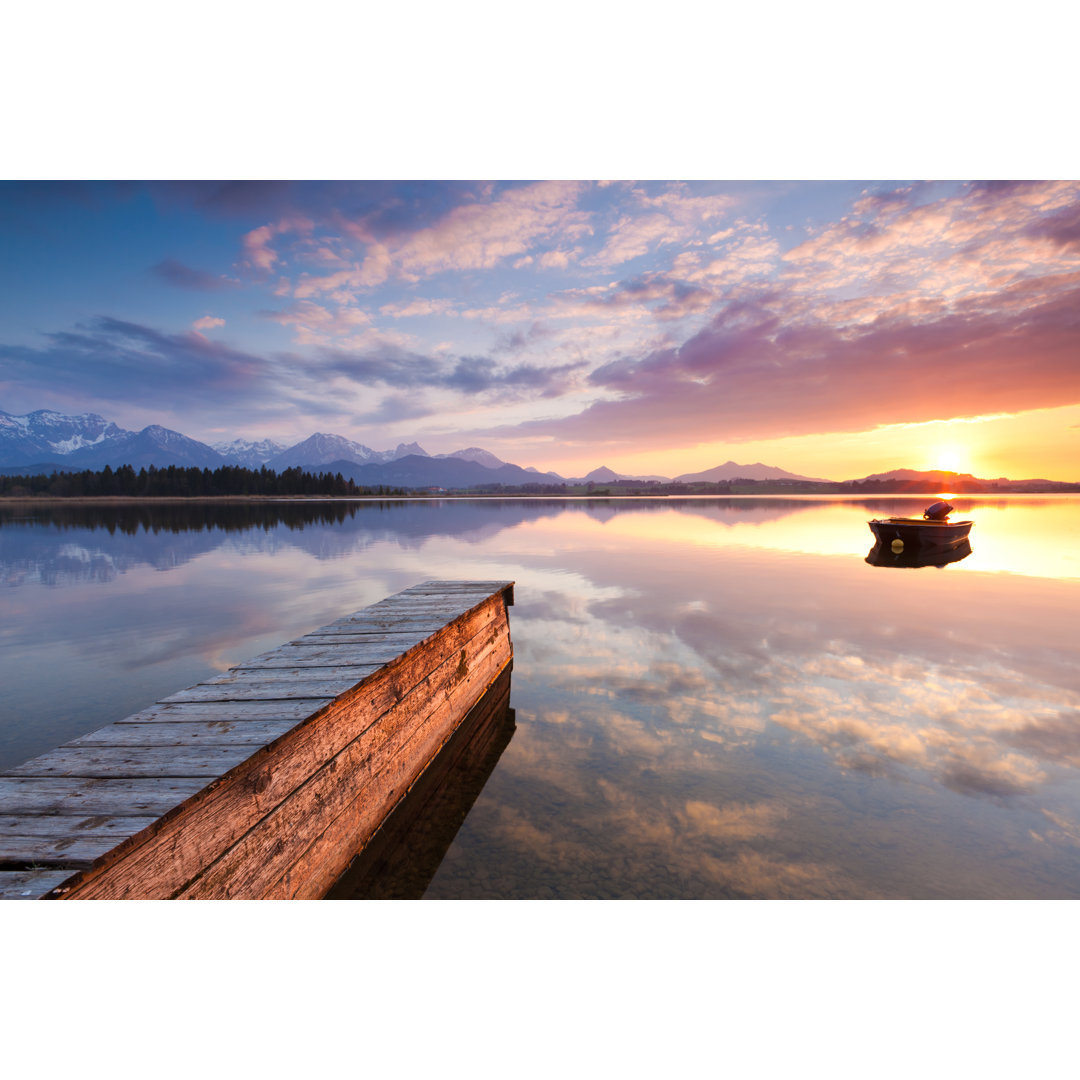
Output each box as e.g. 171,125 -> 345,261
1,463 -> 1078,500
0,463 -> 407,499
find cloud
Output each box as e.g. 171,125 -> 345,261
146,181 -> 493,235
259,300 -> 375,346
1026,200 -> 1080,254
318,344 -> 584,401
240,215 -> 314,275
192,315 -> 225,331
351,392 -> 437,424
1006,713 -> 1080,767
379,297 -> 458,319
583,186 -> 736,269
938,753 -> 1045,799
493,321 -> 555,354
556,272 -> 717,323
390,180 -> 590,281
287,181 -> 592,296
781,180 -> 1080,305
152,259 -> 237,292
538,247 -> 581,270
495,274 -> 1080,451
0,316 -> 291,425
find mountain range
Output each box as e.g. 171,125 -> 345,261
0,409 -> 832,487
1,409 -> 1071,491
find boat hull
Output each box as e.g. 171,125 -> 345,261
867,517 -> 973,550
866,537 -> 973,568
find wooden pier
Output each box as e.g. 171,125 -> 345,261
0,580 -> 513,899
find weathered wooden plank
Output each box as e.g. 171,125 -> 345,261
50,597 -> 510,899
160,674 -> 379,702
264,652 -> 512,900
400,582 -> 514,605
0,777 -> 209,817
0,815 -> 160,866
326,666 -> 515,900
310,618 -> 467,634
7,745 -> 262,779
0,581 -> 514,900
0,870 -> 77,900
337,608 -> 487,625
0,813 -> 162,838
319,610 -> 464,623
370,601 -> 489,609
200,664 -> 383,686
406,583 -> 514,591
182,622 -> 511,899
66,720 -> 299,748
297,629 -> 449,644
119,699 -> 335,724
234,643 -> 425,669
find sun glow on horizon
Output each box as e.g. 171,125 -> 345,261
933,445 -> 967,473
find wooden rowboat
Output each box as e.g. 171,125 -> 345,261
867,501 -> 973,552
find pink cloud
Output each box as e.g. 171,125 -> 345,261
501,273 -> 1080,451
390,180 -> 590,280
781,181 -> 1080,307
583,187 -> 736,269
274,181 -> 591,300
240,215 -> 314,275
538,248 -> 581,270
192,315 -> 225,331
259,299 -> 374,346
379,297 -> 458,319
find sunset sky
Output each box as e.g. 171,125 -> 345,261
3,179 -> 1079,481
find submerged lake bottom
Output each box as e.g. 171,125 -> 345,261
3,494 -> 1080,899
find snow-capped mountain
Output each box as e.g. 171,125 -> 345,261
0,411 -> 442,475
437,447 -> 511,470
97,425 -> 226,469
0,410 -> 127,463
0,409 -> 842,489
265,434 -> 430,471
0,410 -> 226,469
212,438 -> 287,468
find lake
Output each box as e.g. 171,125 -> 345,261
3,494 -> 1079,899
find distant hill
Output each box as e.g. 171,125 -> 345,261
579,466 -> 621,483
846,468 -> 1077,492
675,460 -> 832,483
328,454 -> 555,489
853,468 -> 981,485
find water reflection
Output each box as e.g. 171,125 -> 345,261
3,496 -> 1080,897
4,495 -> 1080,581
865,538 -> 973,568
326,667 -> 515,899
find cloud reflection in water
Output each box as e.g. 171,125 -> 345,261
3,496 -> 1080,897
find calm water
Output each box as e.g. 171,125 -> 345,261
3,495 -> 1080,899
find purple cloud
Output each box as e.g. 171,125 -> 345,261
152,258 -> 237,291
0,317 -> 280,418
493,276 -> 1080,450
318,345 -> 582,401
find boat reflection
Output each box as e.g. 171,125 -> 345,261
865,537 -> 973,569
325,666 -> 515,899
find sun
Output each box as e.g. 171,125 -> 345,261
934,445 -> 965,473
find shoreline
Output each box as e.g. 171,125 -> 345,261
4,489 -> 1080,507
